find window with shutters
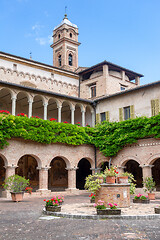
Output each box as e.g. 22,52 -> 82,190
124,106 -> 130,120
119,105 -> 134,121
100,112 -> 106,122
151,99 -> 159,116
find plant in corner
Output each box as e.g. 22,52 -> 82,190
44,197 -> 61,212
143,177 -> 156,200
89,193 -> 95,203
3,175 -> 29,202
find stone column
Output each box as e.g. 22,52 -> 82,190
66,167 -> 78,193
58,105 -> 62,123
11,96 -> 17,116
91,110 -> 95,127
90,168 -> 101,174
81,110 -> 85,127
28,99 -> 33,118
140,165 -> 154,180
43,103 -> 48,120
3,165 -> 17,198
71,107 -> 75,125
37,167 -> 51,194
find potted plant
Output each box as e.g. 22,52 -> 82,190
143,177 -> 156,200
94,200 -> 121,215
154,206 -> 160,214
84,173 -> 102,193
104,166 -> 118,184
3,175 -> 29,202
44,198 -> 61,212
117,172 -> 129,184
133,194 -> 150,204
89,193 -> 95,203
25,187 -> 33,195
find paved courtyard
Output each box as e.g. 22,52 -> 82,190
0,193 -> 160,240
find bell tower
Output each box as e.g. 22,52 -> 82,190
51,14 -> 80,72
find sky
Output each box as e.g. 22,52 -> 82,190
0,0 -> 160,85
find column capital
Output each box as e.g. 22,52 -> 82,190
117,166 -> 126,169
11,96 -> 17,100
4,165 -> 17,169
37,166 -> 51,171
66,167 -> 78,171
28,99 -> 33,104
71,107 -> 75,111
139,164 -> 154,168
43,102 -> 48,107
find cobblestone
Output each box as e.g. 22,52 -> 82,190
0,192 -> 160,239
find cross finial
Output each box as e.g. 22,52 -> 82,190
64,6 -> 68,19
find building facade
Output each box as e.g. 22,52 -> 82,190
0,15 -> 160,197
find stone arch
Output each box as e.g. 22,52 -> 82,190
0,87 -> 13,113
48,156 -> 69,191
147,155 -> 160,190
98,161 -> 109,172
15,154 -> 39,191
123,159 -> 143,187
16,91 -> 30,116
61,100 -> 72,123
47,98 -> 59,120
0,154 -> 7,196
76,158 -> 92,190
74,103 -> 84,126
32,95 -> 45,118
119,156 -> 142,167
85,105 -> 93,127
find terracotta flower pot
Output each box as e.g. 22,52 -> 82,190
148,193 -> 155,200
117,176 -> 128,184
11,192 -> 24,202
97,209 -> 121,215
106,176 -> 116,184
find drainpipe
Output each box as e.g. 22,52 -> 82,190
92,101 -> 97,171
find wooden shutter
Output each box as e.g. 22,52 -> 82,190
130,105 -> 135,119
96,113 -> 100,124
119,108 -> 123,121
105,111 -> 109,122
151,100 -> 155,116
155,99 -> 159,115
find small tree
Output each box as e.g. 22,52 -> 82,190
143,177 -> 156,193
3,175 -> 29,193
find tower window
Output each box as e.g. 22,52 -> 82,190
69,54 -> 73,66
70,33 -> 72,38
58,55 -> 61,67
58,34 -> 60,39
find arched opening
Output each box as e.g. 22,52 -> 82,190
0,156 -> 6,197
16,92 -> 28,116
125,160 -> 143,187
99,161 -> 109,172
16,155 -> 39,191
0,88 -> 12,113
58,55 -> 61,67
68,54 -> 73,66
74,104 -> 82,126
48,157 -> 68,191
76,158 -> 92,190
47,98 -> 58,120
85,106 -> 92,127
61,101 -> 71,123
32,95 -> 44,119
152,158 -> 160,191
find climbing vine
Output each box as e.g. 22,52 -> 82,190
1,113 -> 160,157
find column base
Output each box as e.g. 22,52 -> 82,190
2,190 -> 12,199
36,189 -> 51,196
65,188 -> 79,194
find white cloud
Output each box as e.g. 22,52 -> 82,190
36,35 -> 52,46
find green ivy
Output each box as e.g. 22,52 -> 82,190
1,114 -> 160,157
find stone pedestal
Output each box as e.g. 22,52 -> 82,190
95,183 -> 130,208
